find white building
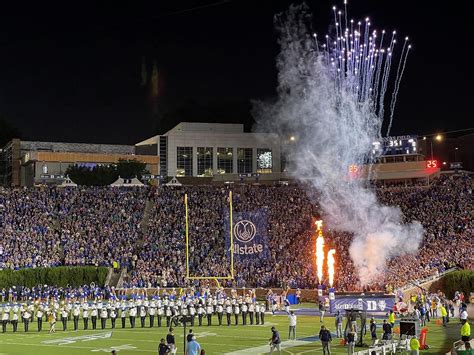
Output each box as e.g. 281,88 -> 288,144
135,122 -> 281,178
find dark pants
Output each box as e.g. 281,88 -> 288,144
461,336 -> 470,342
101,318 -> 107,329
158,315 -> 162,327
12,320 -> 18,332
260,312 -> 265,325
83,318 -> 89,330
166,316 -> 171,328
92,316 -> 97,329
149,315 -> 154,327
141,316 -> 145,328
217,313 -> 223,325
190,316 -> 194,327
129,316 -> 135,328
207,314 -> 212,326
226,313 -> 231,326
62,317 -> 67,331
249,312 -> 254,325
2,320 -> 7,333
242,312 -> 247,325
23,319 -> 29,332
198,315 -> 203,326
234,314 -> 239,325
121,317 -> 126,328
111,318 -> 116,329
73,316 -> 79,330
37,318 -> 42,332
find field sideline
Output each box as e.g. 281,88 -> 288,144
0,309 -> 462,354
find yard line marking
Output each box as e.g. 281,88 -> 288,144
0,341 -> 156,352
224,336 -> 319,355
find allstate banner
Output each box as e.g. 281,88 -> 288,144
225,209 -> 270,258
330,295 -> 395,313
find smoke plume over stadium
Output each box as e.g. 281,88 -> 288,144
253,4 -> 424,285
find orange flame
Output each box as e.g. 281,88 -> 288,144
327,249 -> 336,287
315,220 -> 325,284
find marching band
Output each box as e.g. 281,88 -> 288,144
0,287 -> 267,333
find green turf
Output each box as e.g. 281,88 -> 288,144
0,314 -> 464,354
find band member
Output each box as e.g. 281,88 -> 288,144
120,304 -> 127,328
83,303 -> 89,330
91,304 -> 98,330
61,307 -> 68,331
217,302 -> 223,326
36,305 -> 44,332
140,305 -> 147,328
249,302 -> 255,325
198,303 -> 204,326
259,303 -> 265,325
149,302 -> 156,328
234,303 -> 240,325
23,308 -> 31,332
110,307 -> 117,329
242,302 -> 248,325
189,304 -> 196,327
157,306 -> 164,327
12,306 -> 19,332
129,303 -> 137,328
1,304 -> 10,333
165,306 -> 172,328
48,311 -> 56,334
206,302 -> 213,326
100,306 -> 108,329
226,301 -> 232,326
72,304 -> 80,331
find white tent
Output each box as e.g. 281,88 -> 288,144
165,177 -> 182,187
110,176 -> 145,187
57,176 -> 78,188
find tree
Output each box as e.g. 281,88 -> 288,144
65,159 -> 148,186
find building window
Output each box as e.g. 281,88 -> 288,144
217,148 -> 233,174
197,147 -> 213,176
237,148 -> 252,174
176,147 -> 193,177
257,148 -> 272,174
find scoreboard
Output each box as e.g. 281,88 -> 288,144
372,135 -> 418,156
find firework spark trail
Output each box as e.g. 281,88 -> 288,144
254,3 -> 423,285
387,40 -> 411,136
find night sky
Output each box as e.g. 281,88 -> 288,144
0,0 -> 472,145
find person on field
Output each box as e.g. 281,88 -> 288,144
288,311 -> 297,340
167,327 -> 177,355
269,326 -> 282,355
319,325 -> 332,355
158,338 -> 171,355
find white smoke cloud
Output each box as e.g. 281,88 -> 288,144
253,4 -> 423,285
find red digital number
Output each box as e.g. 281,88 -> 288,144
426,160 -> 438,169
349,165 -> 358,173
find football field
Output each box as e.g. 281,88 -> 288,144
0,310 -> 461,354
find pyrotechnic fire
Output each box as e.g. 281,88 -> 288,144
315,220 -> 325,284
327,249 -> 336,287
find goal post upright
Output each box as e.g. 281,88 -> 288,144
185,193 -> 189,279
184,190 -> 234,282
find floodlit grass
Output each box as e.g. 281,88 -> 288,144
0,312 -> 463,354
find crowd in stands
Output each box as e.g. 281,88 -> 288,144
0,173 -> 472,292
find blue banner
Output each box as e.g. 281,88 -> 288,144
330,295 -> 395,313
225,209 -> 269,259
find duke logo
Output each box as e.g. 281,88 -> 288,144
234,220 -> 257,243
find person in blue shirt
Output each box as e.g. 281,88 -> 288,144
186,337 -> 201,355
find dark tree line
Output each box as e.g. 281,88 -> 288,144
65,159 -> 148,186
